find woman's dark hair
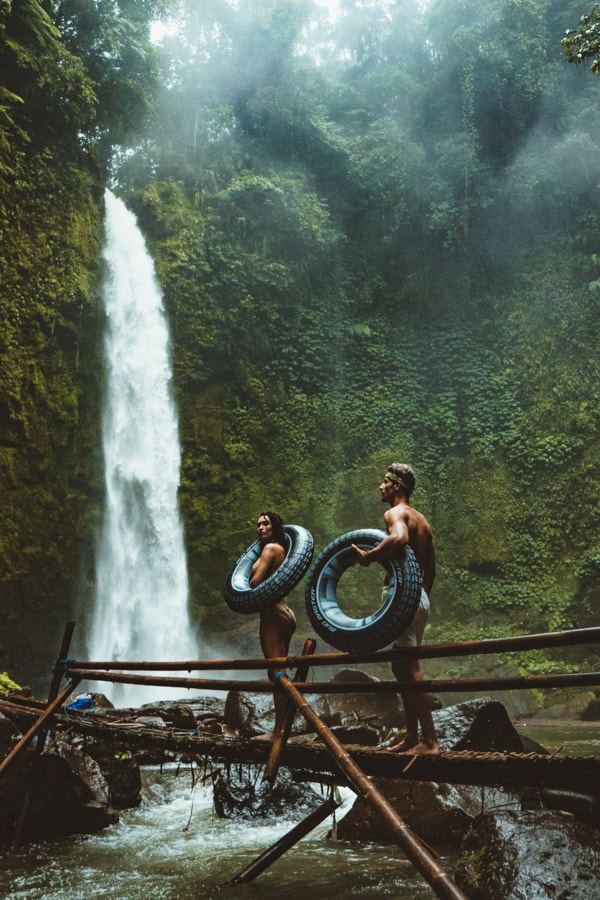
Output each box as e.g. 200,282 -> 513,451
258,511 -> 286,547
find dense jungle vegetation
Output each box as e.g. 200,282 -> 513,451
1,0 -> 600,694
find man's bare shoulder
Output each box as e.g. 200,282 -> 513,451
387,503 -> 432,536
384,502 -> 410,524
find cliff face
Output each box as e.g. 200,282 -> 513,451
0,163 -> 105,691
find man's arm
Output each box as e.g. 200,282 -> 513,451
352,508 -> 408,566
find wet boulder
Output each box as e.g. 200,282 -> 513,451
335,698 -> 528,846
324,668 -> 404,732
454,808 -> 600,899
223,690 -> 276,737
223,690 -> 331,738
83,743 -> 142,809
334,777 -> 487,845
58,728 -> 143,810
581,696 -> 600,721
428,697 -> 525,753
0,743 -> 118,847
140,698 -> 213,730
0,712 -> 19,758
323,668 -> 442,737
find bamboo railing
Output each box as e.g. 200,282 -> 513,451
64,625 -> 600,671
63,667 -> 600,694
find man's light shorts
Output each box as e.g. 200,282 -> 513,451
392,588 -> 430,648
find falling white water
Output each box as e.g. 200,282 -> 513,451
89,189 -> 198,707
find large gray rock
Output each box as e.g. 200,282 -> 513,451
581,696 -> 600,721
0,712 -> 19,758
223,689 -> 332,737
335,698 -> 528,846
454,808 -> 600,899
0,745 -> 118,847
334,777 -> 490,844
430,697 -> 524,753
324,668 -> 404,731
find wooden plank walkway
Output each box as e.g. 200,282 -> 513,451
3,697 -> 597,795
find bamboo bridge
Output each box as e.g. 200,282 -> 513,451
1,623 -> 599,900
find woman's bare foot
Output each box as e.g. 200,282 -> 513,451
386,737 -> 418,753
386,738 -> 442,756
250,732 -> 275,742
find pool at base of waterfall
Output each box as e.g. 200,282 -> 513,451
0,765 -> 442,899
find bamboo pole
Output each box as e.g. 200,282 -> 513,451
290,672 -> 600,693
263,638 -> 316,783
225,796 -> 339,885
64,625 -> 600,672
65,667 -> 600,694
37,621 -> 77,753
274,674 -> 468,900
0,678 -> 81,779
47,621 -> 76,703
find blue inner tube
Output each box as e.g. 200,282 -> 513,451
224,524 -> 314,614
305,528 -> 423,653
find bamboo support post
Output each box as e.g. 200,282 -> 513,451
263,638 -> 316,783
47,621 -> 76,702
274,674 -> 468,900
0,622 -> 75,850
37,620 -> 76,754
64,625 -> 600,672
225,795 -> 339,885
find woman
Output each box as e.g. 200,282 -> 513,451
249,511 -> 296,740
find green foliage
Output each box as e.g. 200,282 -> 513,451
3,0 -> 600,687
54,0 -> 163,154
0,671 -> 21,692
562,4 -> 600,73
110,0 -> 600,651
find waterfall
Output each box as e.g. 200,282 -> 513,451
89,189 -> 198,707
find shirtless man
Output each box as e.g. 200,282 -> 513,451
352,463 -> 441,756
249,511 -> 296,741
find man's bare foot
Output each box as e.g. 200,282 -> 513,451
386,738 -> 442,756
250,732 -> 275,742
406,740 -> 442,756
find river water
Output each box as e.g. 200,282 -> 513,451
0,767 -> 437,899
1,723 -> 598,899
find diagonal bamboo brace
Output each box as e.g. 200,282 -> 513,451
225,795 -> 339,885
274,673 -> 468,900
263,638 -> 316,783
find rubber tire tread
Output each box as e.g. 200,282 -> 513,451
304,528 -> 423,654
224,524 -> 314,614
